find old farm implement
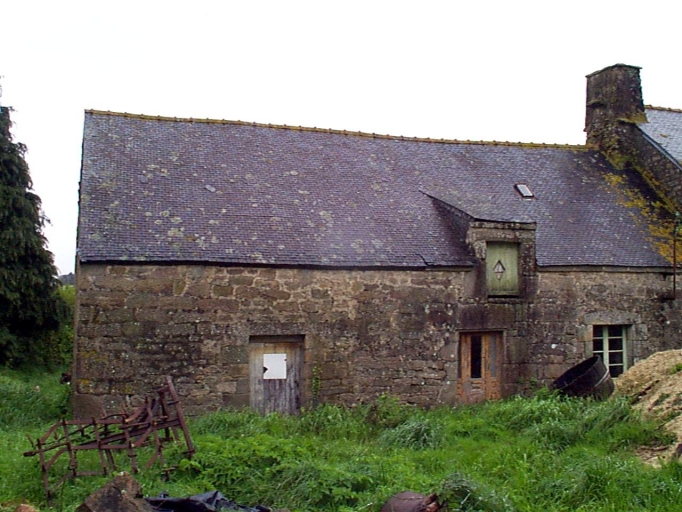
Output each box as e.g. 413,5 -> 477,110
24,376 -> 195,498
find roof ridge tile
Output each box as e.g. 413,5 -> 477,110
84,109 -> 587,150
645,105 -> 682,114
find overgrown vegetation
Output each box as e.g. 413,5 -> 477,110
2,372 -> 682,512
0,96 -> 69,368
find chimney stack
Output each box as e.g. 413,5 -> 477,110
585,64 -> 646,155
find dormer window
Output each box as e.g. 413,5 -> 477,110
515,184 -> 534,198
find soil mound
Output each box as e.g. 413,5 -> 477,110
614,349 -> 682,465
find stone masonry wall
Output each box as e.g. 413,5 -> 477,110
528,270 -> 682,382
74,263 -> 682,416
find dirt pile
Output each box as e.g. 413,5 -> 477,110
614,349 -> 682,465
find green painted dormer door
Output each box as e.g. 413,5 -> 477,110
486,242 -> 519,296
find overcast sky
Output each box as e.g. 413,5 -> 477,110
2,0 -> 681,275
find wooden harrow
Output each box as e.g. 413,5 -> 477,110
24,376 -> 195,498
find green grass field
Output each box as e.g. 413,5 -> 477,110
2,370 -> 681,512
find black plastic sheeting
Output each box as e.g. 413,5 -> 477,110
146,491 -> 272,512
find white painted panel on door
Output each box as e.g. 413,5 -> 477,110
263,353 -> 287,379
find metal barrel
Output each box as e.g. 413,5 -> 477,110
551,356 -> 615,400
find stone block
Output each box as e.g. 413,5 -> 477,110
173,279 -> 187,295
257,268 -> 277,279
222,392 -> 250,408
102,276 -> 136,292
235,378 -> 250,394
121,322 -> 145,337
311,288 -> 331,300
159,296 -> 197,309
274,302 -> 300,313
105,308 -> 135,324
185,281 -> 212,297
148,267 -> 180,279
231,275 -> 255,286
73,393 -> 105,420
125,294 -> 160,309
96,324 -> 123,337
223,363 -> 249,379
216,381 -> 237,393
212,285 -> 234,297
134,309 -> 168,323
78,306 -> 97,323
134,278 -> 174,294
258,288 -> 291,301
81,291 -> 127,308
234,286 -> 260,300
76,473 -> 153,512
222,346 -> 248,364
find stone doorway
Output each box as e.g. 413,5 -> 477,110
249,335 -> 304,414
457,332 -> 502,404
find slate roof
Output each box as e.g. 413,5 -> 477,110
78,111 -> 673,269
641,107 -> 682,164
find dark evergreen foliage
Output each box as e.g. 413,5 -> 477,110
0,102 -> 65,367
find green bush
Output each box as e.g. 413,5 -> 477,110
298,403 -> 373,440
378,416 -> 444,450
364,393 -> 412,429
270,459 -> 375,509
43,284 -> 75,368
2,285 -> 75,370
439,472 -> 516,512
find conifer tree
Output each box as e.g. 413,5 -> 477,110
0,96 -> 64,367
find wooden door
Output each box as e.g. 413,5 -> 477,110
486,243 -> 519,296
249,336 -> 303,414
457,332 -> 502,404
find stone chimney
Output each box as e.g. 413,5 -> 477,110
585,64 -> 647,163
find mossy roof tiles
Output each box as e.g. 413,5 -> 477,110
78,111 -> 672,268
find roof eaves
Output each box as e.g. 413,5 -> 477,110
76,256 -> 474,271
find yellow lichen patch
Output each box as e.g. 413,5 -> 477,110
603,173 -> 626,187
603,172 -> 677,263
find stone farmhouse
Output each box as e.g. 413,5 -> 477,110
74,64 -> 682,416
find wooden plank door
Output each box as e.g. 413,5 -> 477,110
457,332 -> 502,404
486,243 -> 519,296
249,336 -> 303,414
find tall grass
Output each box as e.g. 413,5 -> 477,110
2,371 -> 682,512
0,369 -> 70,429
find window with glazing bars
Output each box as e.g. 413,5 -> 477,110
592,325 -> 627,377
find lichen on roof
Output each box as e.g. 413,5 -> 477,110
77,110 -> 675,269
603,172 -> 676,264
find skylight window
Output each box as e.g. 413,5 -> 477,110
515,184 -> 534,198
